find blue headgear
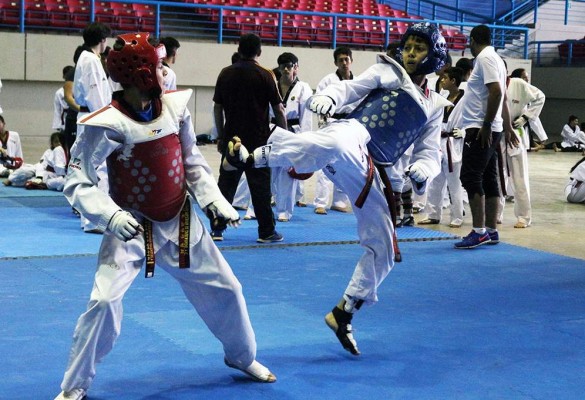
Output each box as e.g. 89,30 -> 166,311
398,22 -> 448,76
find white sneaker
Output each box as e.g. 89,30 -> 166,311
224,358 -> 277,383
54,388 -> 86,400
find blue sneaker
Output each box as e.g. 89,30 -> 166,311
487,230 -> 499,245
454,230 -> 491,249
257,231 -> 284,243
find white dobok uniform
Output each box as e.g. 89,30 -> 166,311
425,90 -> 466,226
565,161 -> 585,203
74,50 -> 113,231
8,146 -> 66,190
312,72 -> 359,211
561,124 -> 585,149
271,78 -> 313,220
52,87 -> 68,131
59,90 -> 258,392
163,64 -> 177,92
500,77 -> 545,226
0,130 -> 23,177
266,55 -> 445,304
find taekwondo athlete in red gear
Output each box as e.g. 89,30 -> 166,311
224,23 -> 449,356
55,33 -> 276,400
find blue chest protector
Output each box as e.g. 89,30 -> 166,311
347,87 -> 427,165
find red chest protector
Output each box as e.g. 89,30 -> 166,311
108,133 -> 186,222
82,90 -> 193,222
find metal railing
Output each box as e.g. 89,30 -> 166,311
0,0 -> 528,56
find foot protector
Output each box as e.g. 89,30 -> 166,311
325,306 -> 360,355
224,358 -> 277,383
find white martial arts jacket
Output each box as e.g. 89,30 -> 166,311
316,54 -> 448,185
64,90 -> 226,237
73,50 -> 112,113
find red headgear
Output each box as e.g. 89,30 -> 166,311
107,32 -> 166,96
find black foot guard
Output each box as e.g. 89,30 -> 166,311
324,306 -> 360,355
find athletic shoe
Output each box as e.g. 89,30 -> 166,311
324,307 -> 360,355
224,358 -> 277,383
487,230 -> 500,245
211,230 -> 224,241
454,230 -> 491,249
314,207 -> 327,215
295,201 -> 307,207
396,215 -> 414,228
330,205 -> 350,213
54,389 -> 86,400
257,232 -> 283,243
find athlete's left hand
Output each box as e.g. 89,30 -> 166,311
405,162 -> 429,183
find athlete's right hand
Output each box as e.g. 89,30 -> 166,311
308,95 -> 336,116
108,210 -> 143,241
222,136 -> 252,171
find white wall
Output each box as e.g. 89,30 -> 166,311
1,31 -> 531,161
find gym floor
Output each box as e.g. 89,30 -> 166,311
1,146 -> 583,399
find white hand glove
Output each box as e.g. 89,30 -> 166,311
513,115 -> 528,129
222,136 -> 251,171
206,198 -> 241,228
405,162 -> 429,183
308,95 -> 336,116
452,127 -> 464,138
108,210 -> 143,241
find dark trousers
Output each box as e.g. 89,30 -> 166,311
215,163 -> 275,238
460,128 -> 502,198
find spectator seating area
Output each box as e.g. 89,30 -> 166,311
558,37 -> 585,63
0,0 -> 467,50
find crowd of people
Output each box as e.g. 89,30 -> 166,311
0,20 -> 584,400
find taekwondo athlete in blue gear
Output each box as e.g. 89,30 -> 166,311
224,22 -> 449,356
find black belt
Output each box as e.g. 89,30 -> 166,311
332,113 -> 348,120
79,106 -> 90,113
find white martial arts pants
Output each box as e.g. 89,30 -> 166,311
60,211 -> 257,392
268,120 -> 394,304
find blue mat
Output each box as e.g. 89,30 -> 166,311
2,241 -> 585,399
0,196 -> 457,259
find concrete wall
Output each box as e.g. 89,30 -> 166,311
1,31 -> 536,161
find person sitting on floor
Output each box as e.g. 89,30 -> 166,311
565,156 -> 585,203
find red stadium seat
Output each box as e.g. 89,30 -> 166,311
45,0 -> 70,28
256,12 -> 278,40
0,0 -> 20,26
25,0 -> 48,27
235,11 -> 257,34
333,17 -> 352,45
293,14 -> 314,44
347,17 -> 368,45
364,18 -> 386,46
110,2 -> 139,31
312,15 -> 331,43
281,13 -> 297,43
93,1 -> 115,26
133,3 -> 156,32
66,0 -> 90,29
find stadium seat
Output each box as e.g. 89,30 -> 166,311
293,14 -> 314,44
25,0 -> 48,27
45,0 -> 70,28
133,3 -> 156,32
364,17 -> 386,47
235,11 -> 257,34
0,0 -> 21,26
312,15 -> 331,43
94,1 -> 115,26
109,2 -> 138,31
66,0 -> 90,29
256,11 -> 278,40
347,17 -> 368,46
281,13 -> 297,43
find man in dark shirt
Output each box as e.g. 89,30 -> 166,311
212,33 -> 287,242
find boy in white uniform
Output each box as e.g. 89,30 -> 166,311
0,115 -> 23,178
565,157 -> 585,203
73,22 -> 113,233
500,76 -> 545,228
54,33 -> 275,400
225,23 -> 449,356
271,52 -> 313,221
